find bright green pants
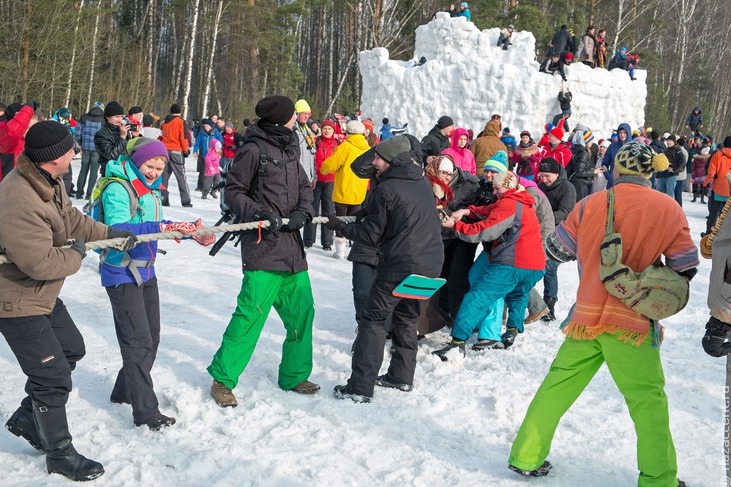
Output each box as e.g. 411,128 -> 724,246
207,270 -> 315,391
509,333 -> 678,487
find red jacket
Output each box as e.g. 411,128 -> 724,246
454,188 -> 545,270
222,131 -> 237,159
315,136 -> 339,183
543,142 -> 572,167
0,105 -> 35,178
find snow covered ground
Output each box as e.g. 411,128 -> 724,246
0,156 -> 725,486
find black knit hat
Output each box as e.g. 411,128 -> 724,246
255,95 -> 295,125
538,157 -> 562,175
724,136 -> 731,149
25,121 -> 75,163
128,105 -> 143,116
170,103 -> 181,114
437,115 -> 455,129
104,101 -> 125,117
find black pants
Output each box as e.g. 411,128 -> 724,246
304,181 -> 334,247
707,196 -> 724,235
0,299 -> 85,408
439,238 -> 477,317
106,277 -> 161,424
348,279 -> 424,397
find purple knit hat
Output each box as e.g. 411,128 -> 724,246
127,137 -> 169,167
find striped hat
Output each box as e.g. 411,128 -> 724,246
583,130 -> 594,143
484,150 -> 508,173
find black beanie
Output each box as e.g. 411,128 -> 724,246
128,105 -> 143,116
437,115 -> 454,129
538,157 -> 562,175
142,114 -> 154,126
104,101 -> 125,117
255,96 -> 295,125
25,121 -> 75,163
170,103 -> 181,114
382,118 -> 389,125
724,136 -> 731,149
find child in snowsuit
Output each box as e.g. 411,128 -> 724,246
202,138 -> 222,199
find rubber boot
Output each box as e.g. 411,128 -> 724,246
334,237 -> 347,259
34,404 -> 104,481
5,396 -> 44,452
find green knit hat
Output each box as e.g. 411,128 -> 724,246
484,150 -> 508,173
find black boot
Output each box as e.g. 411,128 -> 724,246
541,297 -> 557,321
5,396 -> 44,452
691,193 -> 697,202
34,404 -> 104,481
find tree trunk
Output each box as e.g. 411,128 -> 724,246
183,0 -> 202,120
202,0 -> 224,118
86,0 -> 103,111
65,0 -> 85,108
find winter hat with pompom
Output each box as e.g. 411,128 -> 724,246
615,142 -> 668,178
484,150 -> 508,173
549,126 -> 564,141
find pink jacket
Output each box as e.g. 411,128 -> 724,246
441,128 -> 476,175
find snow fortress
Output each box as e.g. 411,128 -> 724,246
359,13 -> 647,140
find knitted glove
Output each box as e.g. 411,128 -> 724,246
69,239 -> 87,259
702,316 -> 731,357
191,219 -> 216,246
107,227 -> 139,251
323,214 -> 343,232
281,210 -> 310,232
160,221 -> 197,243
253,210 -> 282,233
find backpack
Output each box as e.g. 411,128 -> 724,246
84,177 -> 139,223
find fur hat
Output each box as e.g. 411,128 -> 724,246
538,157 -> 562,175
493,171 -> 519,189
127,137 -> 169,168
346,120 -> 366,134
615,142 -> 669,178
255,95 -> 295,125
24,121 -> 75,164
375,135 -> 410,164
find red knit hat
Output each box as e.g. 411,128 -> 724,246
549,126 -> 564,141
321,120 -> 336,130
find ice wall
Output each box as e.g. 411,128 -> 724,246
359,13 -> 646,139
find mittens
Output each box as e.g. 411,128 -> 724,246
702,316 -> 731,357
69,239 -> 86,259
191,219 -> 216,246
160,221 -> 197,243
253,211 -> 283,232
323,214 -> 343,232
281,210 -> 309,232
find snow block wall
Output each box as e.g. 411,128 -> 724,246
359,13 -> 647,139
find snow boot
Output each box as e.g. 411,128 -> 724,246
508,460 -> 552,477
34,404 -> 104,481
334,237 -> 347,259
472,339 -> 505,351
524,307 -> 549,324
5,396 -> 44,453
289,380 -> 321,395
501,327 -> 519,348
432,339 -> 466,361
333,384 -> 371,403
375,375 -> 413,392
541,297 -> 556,322
135,413 -> 176,431
211,380 -> 238,408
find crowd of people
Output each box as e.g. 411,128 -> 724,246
0,87 -> 725,486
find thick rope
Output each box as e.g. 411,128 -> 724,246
0,216 -> 356,265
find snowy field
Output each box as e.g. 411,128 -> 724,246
0,156 -> 725,486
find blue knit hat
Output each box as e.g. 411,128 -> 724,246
484,150 -> 508,173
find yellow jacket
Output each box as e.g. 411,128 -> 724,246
320,134 -> 370,205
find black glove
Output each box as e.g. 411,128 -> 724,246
352,207 -> 368,223
281,210 -> 310,232
254,210 -> 282,232
323,214 -> 343,232
107,227 -> 139,251
69,240 -> 87,259
183,150 -> 191,158
25,100 -> 40,111
702,316 -> 731,357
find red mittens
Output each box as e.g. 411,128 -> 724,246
192,219 -> 215,246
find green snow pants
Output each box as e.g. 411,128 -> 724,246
509,332 -> 678,487
207,270 -> 315,391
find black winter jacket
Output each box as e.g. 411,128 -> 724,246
94,122 -> 130,176
224,122 -> 313,272
342,152 -> 444,281
538,166 -> 576,224
568,145 -> 594,182
656,145 -> 685,179
650,139 -> 666,155
558,91 -> 572,111
420,125 -> 450,163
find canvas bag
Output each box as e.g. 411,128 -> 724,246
599,189 -> 689,320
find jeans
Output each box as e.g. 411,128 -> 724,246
655,176 -> 677,199
76,150 -> 100,197
543,258 -> 561,301
304,181 -> 334,247
673,178 -> 683,207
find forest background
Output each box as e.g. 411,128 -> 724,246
0,0 -> 726,136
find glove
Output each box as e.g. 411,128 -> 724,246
281,210 -> 309,232
323,214 -> 343,232
183,150 -> 191,158
191,219 -> 216,246
161,221 -> 197,243
107,227 -> 139,252
352,207 -> 368,223
25,100 -> 40,111
702,316 -> 731,357
253,210 -> 282,232
69,239 -> 87,259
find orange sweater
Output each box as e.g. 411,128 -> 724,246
554,182 -> 699,344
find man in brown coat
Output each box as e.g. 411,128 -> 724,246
0,121 -> 136,482
470,118 -> 507,177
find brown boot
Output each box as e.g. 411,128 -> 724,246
211,380 -> 238,407
525,307 -> 550,324
289,380 -> 321,395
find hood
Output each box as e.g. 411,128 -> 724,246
484,120 -> 501,137
617,123 -> 633,145
88,106 -> 104,118
246,122 -> 299,155
163,114 -> 176,124
450,128 -> 469,151
518,175 -> 539,191
501,187 -> 536,206
722,147 -> 731,159
571,131 -> 586,148
694,106 -> 701,113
